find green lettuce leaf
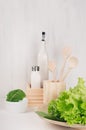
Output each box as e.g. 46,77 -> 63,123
6,89 -> 26,102
48,78 -> 86,125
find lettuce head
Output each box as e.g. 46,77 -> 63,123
48,78 -> 86,125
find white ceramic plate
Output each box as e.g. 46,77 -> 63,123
36,105 -> 86,130
40,117 -> 86,130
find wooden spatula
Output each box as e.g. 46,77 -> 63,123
62,56 -> 78,81
59,47 -> 72,81
48,61 -> 56,81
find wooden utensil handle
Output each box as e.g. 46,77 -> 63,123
53,70 -> 56,81
62,68 -> 71,81
59,58 -> 67,81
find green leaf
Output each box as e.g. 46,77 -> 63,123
36,111 -> 63,121
36,111 -> 51,119
6,89 -> 26,102
48,77 -> 86,125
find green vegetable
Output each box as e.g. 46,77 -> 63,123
6,89 -> 26,102
48,77 -> 86,125
36,111 -> 65,121
36,111 -> 55,120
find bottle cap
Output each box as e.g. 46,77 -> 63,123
35,66 -> 40,71
42,32 -> 45,41
32,66 -> 40,71
32,66 -> 35,71
42,32 -> 45,35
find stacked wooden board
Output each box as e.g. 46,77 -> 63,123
26,87 -> 43,107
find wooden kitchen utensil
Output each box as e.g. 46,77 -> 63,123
62,56 -> 78,81
48,61 -> 56,81
43,80 -> 66,104
59,47 -> 72,81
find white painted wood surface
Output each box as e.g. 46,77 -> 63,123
0,0 -> 85,97
0,98 -> 74,130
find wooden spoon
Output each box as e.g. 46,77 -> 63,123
48,61 -> 56,81
59,47 -> 72,81
62,56 -> 78,81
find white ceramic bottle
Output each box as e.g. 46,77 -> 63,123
37,32 -> 48,87
31,66 -> 41,88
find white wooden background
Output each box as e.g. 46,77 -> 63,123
0,0 -> 86,97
